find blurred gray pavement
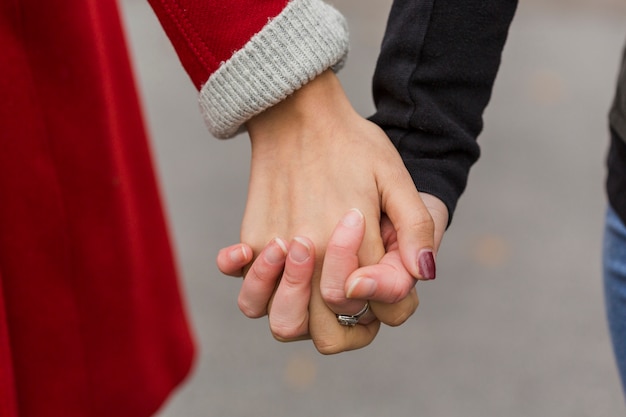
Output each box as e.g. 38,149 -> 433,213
118,1 -> 626,416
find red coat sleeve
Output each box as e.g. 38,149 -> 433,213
146,0 -> 289,89
146,0 -> 350,138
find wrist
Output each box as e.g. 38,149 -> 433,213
246,70 -> 357,149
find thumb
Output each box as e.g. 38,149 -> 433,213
420,193 -> 449,253
381,172 -> 437,280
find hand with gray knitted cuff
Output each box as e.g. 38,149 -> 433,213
216,70 -> 448,353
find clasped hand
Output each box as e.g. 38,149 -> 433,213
216,70 -> 448,354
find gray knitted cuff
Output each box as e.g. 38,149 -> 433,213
198,0 -> 349,139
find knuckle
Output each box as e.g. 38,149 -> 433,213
270,320 -> 306,341
238,296 -> 263,318
411,211 -> 435,234
271,329 -> 294,342
249,260 -> 268,278
382,295 -> 419,327
320,285 -> 346,306
326,241 -> 354,255
281,267 -> 303,287
387,274 -> 413,304
272,333 -> 291,343
247,261 -> 275,284
384,309 -> 413,327
311,328 -> 345,355
314,340 -> 343,355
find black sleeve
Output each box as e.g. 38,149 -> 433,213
370,0 -> 518,225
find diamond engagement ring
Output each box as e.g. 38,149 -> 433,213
336,302 -> 370,327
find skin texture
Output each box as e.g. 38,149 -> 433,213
216,70 -> 449,354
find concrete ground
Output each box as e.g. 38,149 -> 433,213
118,1 -> 626,416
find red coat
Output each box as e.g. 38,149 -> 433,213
0,0 -> 292,416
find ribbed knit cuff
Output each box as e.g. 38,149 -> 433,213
198,0 -> 349,139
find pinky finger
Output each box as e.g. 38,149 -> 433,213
216,244 -> 253,277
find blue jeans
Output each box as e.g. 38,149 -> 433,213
604,205 -> 626,398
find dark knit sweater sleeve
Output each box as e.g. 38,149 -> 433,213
370,0 -> 517,224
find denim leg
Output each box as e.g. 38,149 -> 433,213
603,205 -> 626,399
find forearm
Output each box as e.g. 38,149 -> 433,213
370,0 -> 518,224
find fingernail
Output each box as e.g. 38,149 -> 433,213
346,277 -> 377,299
264,238 -> 287,264
418,250 -> 436,280
229,244 -> 250,264
289,237 -> 311,263
341,208 -> 364,228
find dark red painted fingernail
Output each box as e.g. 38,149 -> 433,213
418,250 -> 436,280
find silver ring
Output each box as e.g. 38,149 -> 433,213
336,302 -> 370,327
